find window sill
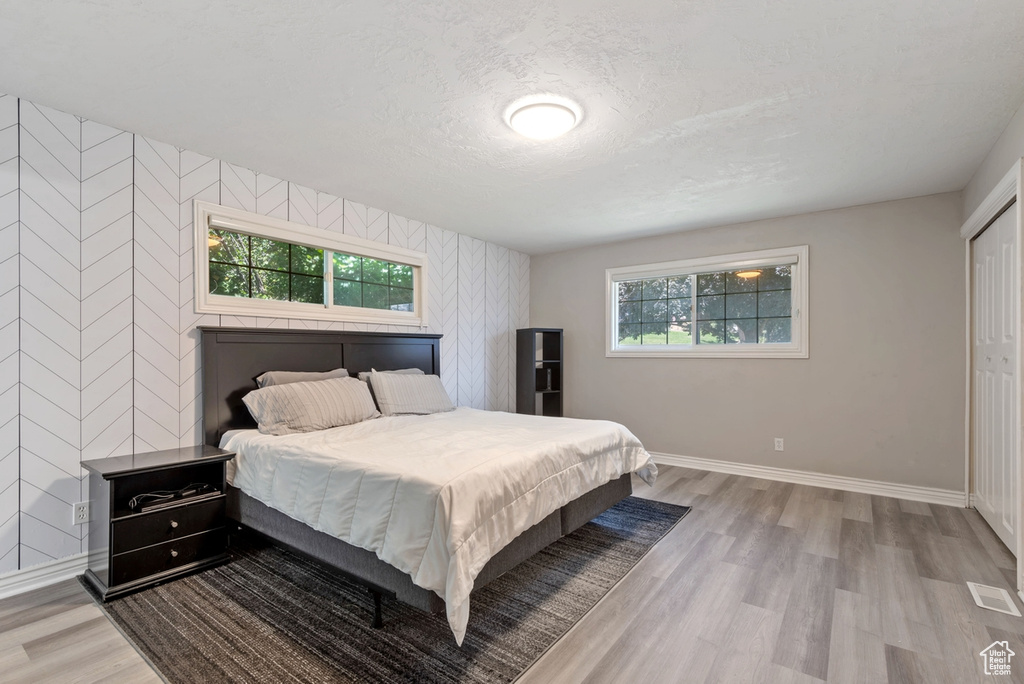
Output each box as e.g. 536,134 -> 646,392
197,295 -> 423,327
606,346 -> 808,359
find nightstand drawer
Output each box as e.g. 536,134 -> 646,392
110,528 -> 227,587
111,498 -> 225,554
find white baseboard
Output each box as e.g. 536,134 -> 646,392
651,452 -> 968,508
0,552 -> 89,600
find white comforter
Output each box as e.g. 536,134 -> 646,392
221,407 -> 657,644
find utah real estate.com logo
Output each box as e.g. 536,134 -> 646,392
980,641 -> 1015,676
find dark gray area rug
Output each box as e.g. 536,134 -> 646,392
85,496 -> 689,684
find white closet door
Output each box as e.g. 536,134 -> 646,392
973,202 -> 1018,556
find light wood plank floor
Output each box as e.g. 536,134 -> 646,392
0,577 -> 160,683
2,465 -> 1023,683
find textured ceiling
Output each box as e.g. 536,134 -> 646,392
2,0 -> 1023,253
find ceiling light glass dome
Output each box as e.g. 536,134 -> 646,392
506,97 -> 582,140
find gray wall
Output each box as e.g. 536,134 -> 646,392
531,192 -> 965,491
964,99 -> 1024,219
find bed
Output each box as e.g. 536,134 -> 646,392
200,327 -> 657,643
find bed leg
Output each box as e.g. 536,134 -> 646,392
370,589 -> 383,629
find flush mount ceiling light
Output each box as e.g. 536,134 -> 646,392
735,270 -> 762,279
506,96 -> 581,140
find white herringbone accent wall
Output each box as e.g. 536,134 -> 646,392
0,92 -> 529,570
178,150 -> 220,448
458,235 -> 486,409
0,94 -> 18,572
133,136 -> 179,454
81,121 -> 133,466
19,102 -> 84,568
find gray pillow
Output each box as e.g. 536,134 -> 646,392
256,368 -> 349,388
356,367 -> 424,383
243,377 -> 379,435
369,371 -> 454,416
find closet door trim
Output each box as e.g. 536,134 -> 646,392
961,158 -> 1024,595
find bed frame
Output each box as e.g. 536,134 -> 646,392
200,326 -> 631,625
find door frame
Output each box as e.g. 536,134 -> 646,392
961,158 -> 1024,595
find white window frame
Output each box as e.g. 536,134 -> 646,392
194,201 -> 428,326
605,245 -> 808,359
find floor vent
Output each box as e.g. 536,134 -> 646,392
967,582 -> 1022,616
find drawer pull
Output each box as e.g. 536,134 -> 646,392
170,520 -> 179,529
170,550 -> 179,558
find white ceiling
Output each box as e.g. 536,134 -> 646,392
2,1 -> 1023,254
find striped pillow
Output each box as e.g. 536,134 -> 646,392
356,367 -> 424,383
256,368 -> 349,388
369,372 -> 455,416
243,377 -> 380,435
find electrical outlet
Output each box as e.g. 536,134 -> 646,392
774,438 -> 784,452
73,502 -> 89,525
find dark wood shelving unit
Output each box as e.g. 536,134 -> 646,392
516,328 -> 563,417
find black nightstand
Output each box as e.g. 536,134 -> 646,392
81,445 -> 235,600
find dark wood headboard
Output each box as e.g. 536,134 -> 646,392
199,327 -> 442,446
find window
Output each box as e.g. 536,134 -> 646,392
606,246 -> 808,358
194,201 -> 427,326
208,230 -> 325,304
331,254 -> 414,312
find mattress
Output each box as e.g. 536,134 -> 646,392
220,407 -> 657,643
